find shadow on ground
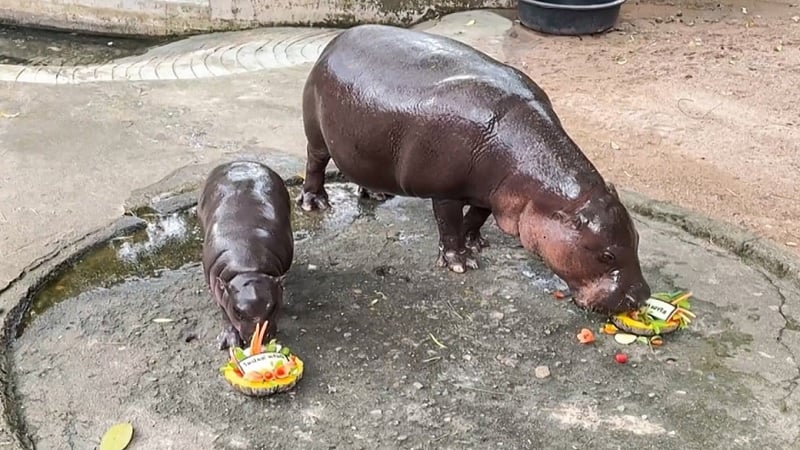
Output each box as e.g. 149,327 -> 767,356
9,183 -> 800,449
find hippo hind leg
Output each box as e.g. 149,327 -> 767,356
297,142 -> 332,212
464,206 -> 492,253
432,199 -> 479,273
359,187 -> 396,202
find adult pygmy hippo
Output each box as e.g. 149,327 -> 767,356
198,161 -> 293,349
297,25 -> 650,313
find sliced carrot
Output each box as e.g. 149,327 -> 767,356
576,328 -> 595,344
250,322 -> 261,355
600,323 -> 619,335
670,291 -> 692,305
256,321 -> 269,353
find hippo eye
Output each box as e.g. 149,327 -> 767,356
599,251 -> 616,264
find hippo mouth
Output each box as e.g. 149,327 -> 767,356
570,285 -> 645,315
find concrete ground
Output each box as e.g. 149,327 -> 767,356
10,181 -> 800,449
0,4 -> 799,450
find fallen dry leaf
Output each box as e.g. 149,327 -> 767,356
466,19 -> 476,26
99,422 -> 133,450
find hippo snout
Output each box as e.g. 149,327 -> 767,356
627,282 -> 651,307
572,276 -> 652,314
237,317 -> 276,344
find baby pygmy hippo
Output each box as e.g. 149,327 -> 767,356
197,161 -> 294,350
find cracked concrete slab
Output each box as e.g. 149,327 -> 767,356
7,179 -> 800,449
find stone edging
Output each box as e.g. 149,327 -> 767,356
0,172 -> 797,448
620,189 -> 799,286
0,28 -> 340,84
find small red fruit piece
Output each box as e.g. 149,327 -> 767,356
615,353 -> 628,364
576,328 -> 595,344
275,366 -> 288,378
553,290 -> 566,300
262,371 -> 274,381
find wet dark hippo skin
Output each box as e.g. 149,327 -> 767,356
198,161 -> 294,349
297,25 -> 650,313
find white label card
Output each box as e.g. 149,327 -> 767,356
645,298 -> 677,321
238,352 -> 289,374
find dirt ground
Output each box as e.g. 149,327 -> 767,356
504,0 -> 800,257
12,183 -> 800,449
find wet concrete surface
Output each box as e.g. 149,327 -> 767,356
11,183 -> 800,449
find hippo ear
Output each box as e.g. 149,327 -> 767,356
216,277 -> 229,296
552,210 -> 570,223
552,211 -> 584,230
606,182 -> 619,198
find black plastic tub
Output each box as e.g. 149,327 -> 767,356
517,0 -> 626,36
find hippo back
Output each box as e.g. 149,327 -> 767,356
198,161 -> 294,279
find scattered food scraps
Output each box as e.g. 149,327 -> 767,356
614,333 -> 637,345
576,328 -> 595,344
600,323 -> 619,335
552,290 -> 566,300
614,353 -> 628,364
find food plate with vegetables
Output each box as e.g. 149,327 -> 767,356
219,322 -> 304,397
609,291 -> 695,337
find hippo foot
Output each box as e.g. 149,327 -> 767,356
436,247 -> 479,273
465,232 -> 490,253
217,326 -> 244,350
359,187 -> 395,202
296,191 -> 330,212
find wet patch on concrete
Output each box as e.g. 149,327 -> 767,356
8,184 -> 800,449
0,24 -> 167,66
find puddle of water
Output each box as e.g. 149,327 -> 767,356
521,266 -> 569,294
0,24 -> 172,66
19,183 -> 373,333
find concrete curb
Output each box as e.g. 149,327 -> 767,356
0,216 -> 147,450
0,28 -> 340,84
619,190 -> 800,286
0,171 -> 797,448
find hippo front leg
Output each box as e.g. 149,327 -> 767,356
432,199 -> 479,273
217,321 -> 244,350
297,142 -> 332,211
464,206 -> 492,253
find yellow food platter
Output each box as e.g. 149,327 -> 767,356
219,322 -> 304,397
